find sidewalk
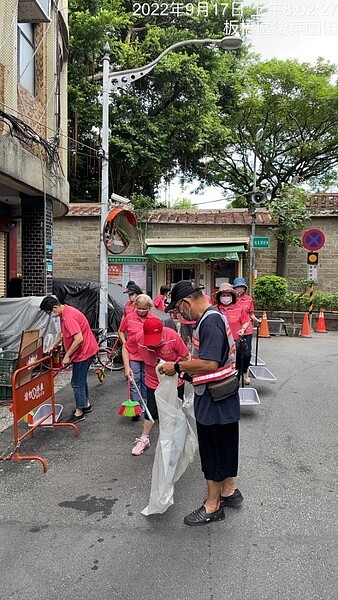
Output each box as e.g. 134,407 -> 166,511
0,336 -> 337,600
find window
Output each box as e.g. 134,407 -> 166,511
171,268 -> 196,283
18,22 -> 35,95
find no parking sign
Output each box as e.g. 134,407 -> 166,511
302,229 -> 325,282
302,229 -> 325,251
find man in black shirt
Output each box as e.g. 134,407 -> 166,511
161,281 -> 243,526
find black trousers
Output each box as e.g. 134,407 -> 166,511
196,420 -> 239,482
236,334 -> 252,374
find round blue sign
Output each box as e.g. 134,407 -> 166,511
302,229 -> 325,251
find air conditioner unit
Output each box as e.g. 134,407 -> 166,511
18,0 -> 51,23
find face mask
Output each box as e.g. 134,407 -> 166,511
179,301 -> 194,322
136,309 -> 149,317
220,296 -> 233,306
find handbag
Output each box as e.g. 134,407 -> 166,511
208,372 -> 239,401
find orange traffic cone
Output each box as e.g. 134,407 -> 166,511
258,311 -> 270,338
299,313 -> 312,338
315,308 -> 328,333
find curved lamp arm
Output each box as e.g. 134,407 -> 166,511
92,36 -> 242,86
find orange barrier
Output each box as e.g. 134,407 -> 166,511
0,355 -> 79,473
258,311 -> 270,338
315,308 -> 328,333
300,313 -> 312,338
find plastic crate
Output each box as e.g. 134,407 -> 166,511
0,351 -> 19,386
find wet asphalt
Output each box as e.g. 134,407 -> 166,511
0,333 -> 337,600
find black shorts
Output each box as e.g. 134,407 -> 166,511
144,384 -> 184,421
196,420 -> 239,481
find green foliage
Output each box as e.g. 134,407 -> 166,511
266,186 -> 310,245
253,275 -> 288,312
200,58 -> 338,197
172,198 -> 196,209
67,0 -> 256,201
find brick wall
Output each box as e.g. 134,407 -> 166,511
53,217 -> 100,280
53,210 -> 338,291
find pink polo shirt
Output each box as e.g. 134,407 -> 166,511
135,328 -> 190,389
124,299 -> 135,316
237,294 -> 255,335
153,294 -> 165,312
60,305 -> 98,362
218,303 -> 250,341
120,310 -> 155,360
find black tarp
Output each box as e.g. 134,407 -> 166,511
52,279 -> 176,332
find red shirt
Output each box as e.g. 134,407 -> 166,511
124,300 -> 135,316
218,303 -> 249,341
237,294 -> 255,335
60,305 -> 98,362
135,328 -> 189,389
120,310 -> 156,360
153,294 -> 165,312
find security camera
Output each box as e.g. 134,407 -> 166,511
110,193 -> 130,205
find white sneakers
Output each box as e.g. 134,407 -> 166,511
132,436 -> 150,456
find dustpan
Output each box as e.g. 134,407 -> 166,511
250,354 -> 265,366
238,338 -> 261,407
249,326 -> 277,381
239,387 -> 260,405
249,365 -> 277,382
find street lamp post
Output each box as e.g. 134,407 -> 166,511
248,127 -> 264,297
98,35 -> 243,331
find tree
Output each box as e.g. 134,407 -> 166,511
198,59 -> 338,198
67,0 -> 255,202
266,185 -> 310,276
172,198 -> 196,209
199,58 -> 338,274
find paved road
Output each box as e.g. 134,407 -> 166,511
0,333 -> 337,600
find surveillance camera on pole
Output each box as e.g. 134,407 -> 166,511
110,193 -> 131,205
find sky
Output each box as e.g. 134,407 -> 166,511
157,0 -> 338,208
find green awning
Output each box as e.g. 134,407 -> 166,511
145,244 -> 247,263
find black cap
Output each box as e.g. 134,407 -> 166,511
123,284 -> 142,295
165,280 -> 204,312
126,280 -> 136,288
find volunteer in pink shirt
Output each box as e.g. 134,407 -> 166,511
119,294 -> 155,408
40,296 -> 99,423
232,277 -> 261,384
153,284 -> 171,312
123,316 -> 190,456
123,283 -> 143,316
215,283 -> 251,383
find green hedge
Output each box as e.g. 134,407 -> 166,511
253,275 -> 338,312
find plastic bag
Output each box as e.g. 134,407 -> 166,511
142,373 -> 198,516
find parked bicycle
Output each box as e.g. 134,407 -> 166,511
92,329 -> 123,372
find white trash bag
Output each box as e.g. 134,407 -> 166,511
142,372 -> 198,516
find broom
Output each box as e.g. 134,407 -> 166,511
118,379 -> 142,418
130,376 -> 154,423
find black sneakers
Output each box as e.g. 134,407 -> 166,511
82,404 -> 92,413
220,489 -> 244,507
184,505 -> 225,526
68,413 -> 85,424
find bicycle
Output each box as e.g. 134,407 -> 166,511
92,329 -> 124,372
